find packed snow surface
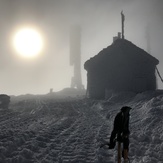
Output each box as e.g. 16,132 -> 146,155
0,91 -> 163,163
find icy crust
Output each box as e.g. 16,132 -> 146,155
0,91 -> 163,163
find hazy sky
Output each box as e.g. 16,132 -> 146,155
0,0 -> 163,95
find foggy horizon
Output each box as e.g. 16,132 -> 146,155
0,0 -> 163,96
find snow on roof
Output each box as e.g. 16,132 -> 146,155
84,39 -> 159,71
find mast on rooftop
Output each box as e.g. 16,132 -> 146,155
121,11 -> 125,39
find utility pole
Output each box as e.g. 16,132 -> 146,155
121,11 -> 125,39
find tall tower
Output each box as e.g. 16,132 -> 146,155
145,24 -> 151,54
69,25 -> 83,90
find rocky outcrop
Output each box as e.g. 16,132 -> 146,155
0,94 -> 10,109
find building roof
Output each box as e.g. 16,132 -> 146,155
84,39 -> 159,71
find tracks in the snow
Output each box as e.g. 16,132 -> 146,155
0,98 -> 114,163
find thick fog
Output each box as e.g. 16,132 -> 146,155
0,0 -> 162,95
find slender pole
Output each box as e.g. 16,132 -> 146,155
156,66 -> 163,83
121,11 -> 125,39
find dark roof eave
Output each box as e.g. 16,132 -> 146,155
84,39 -> 160,70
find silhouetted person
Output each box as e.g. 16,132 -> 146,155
109,106 -> 132,163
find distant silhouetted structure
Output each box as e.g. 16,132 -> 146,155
70,25 -> 83,90
145,24 -> 151,54
84,39 -> 159,99
49,88 -> 53,94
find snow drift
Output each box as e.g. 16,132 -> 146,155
0,90 -> 163,163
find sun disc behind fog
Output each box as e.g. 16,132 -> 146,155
13,27 -> 44,58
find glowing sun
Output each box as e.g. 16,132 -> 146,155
12,27 -> 44,58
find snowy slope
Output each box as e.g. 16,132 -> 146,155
0,91 -> 163,163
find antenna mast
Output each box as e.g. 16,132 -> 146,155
69,25 -> 83,90
121,11 -> 125,39
146,24 -> 151,54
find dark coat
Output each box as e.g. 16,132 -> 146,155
109,110 -> 130,149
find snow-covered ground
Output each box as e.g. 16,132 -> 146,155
0,90 -> 163,163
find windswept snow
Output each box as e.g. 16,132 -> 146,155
0,91 -> 163,163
